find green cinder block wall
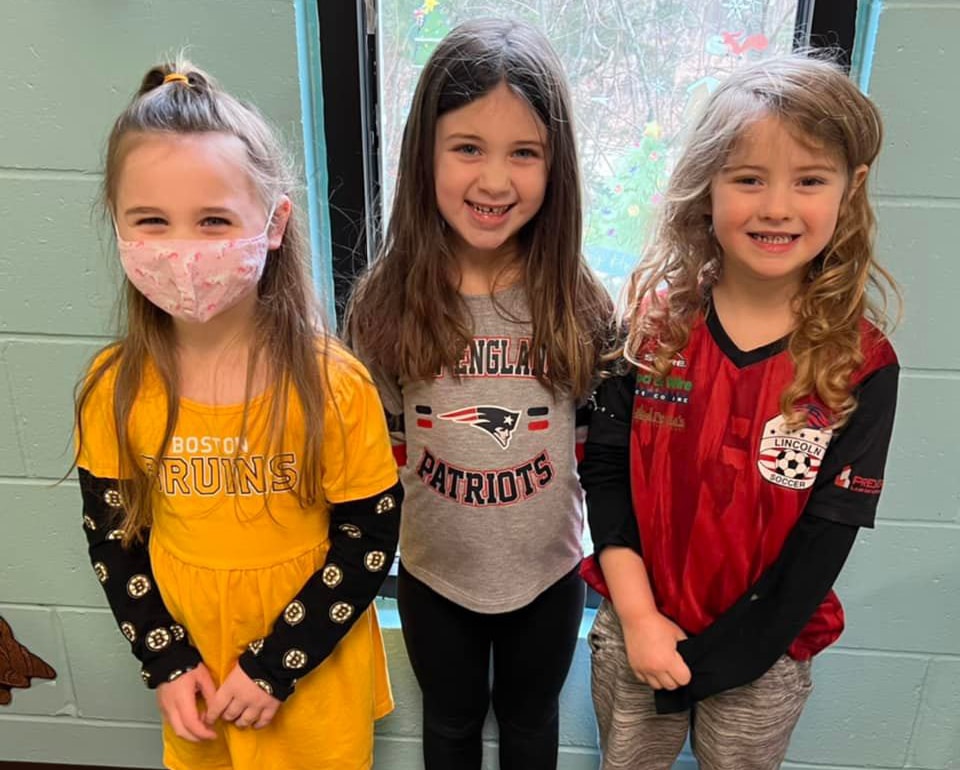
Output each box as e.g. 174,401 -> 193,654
1,1 -> 957,768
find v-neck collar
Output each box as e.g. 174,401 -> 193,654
704,300 -> 790,369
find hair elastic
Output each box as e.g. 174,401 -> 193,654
163,73 -> 190,85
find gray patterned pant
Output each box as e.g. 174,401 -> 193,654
589,600 -> 813,770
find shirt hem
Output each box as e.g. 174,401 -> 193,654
402,555 -> 583,614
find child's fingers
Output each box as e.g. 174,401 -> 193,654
220,697 -> 246,723
166,706 -> 198,743
234,705 -> 261,729
178,697 -> 218,741
254,703 -> 279,730
641,672 -> 663,689
203,689 -> 231,724
670,656 -> 692,686
195,666 -> 217,709
657,671 -> 682,690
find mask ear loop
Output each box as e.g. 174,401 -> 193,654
262,202 -> 279,239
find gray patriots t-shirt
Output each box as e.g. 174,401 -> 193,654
375,286 -> 585,613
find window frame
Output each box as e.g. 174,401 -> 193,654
316,0 -> 381,326
317,0 -> 853,308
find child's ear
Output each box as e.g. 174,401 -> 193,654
268,195 -> 293,249
849,164 -> 869,196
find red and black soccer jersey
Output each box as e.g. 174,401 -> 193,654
582,306 -> 898,665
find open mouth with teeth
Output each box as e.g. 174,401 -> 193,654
749,233 -> 800,245
469,201 -> 514,216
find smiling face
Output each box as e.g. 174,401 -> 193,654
113,130 -> 292,326
433,80 -> 549,267
709,115 -> 866,289
115,131 -> 287,248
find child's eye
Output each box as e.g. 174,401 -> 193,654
135,216 -> 167,226
454,144 -> 481,156
513,147 -> 541,159
734,176 -> 762,186
201,216 -> 232,227
799,177 -> 827,187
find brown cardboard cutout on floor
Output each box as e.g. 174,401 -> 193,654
0,616 -> 56,705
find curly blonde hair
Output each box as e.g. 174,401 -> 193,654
626,53 -> 899,428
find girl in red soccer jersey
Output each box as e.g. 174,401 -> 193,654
580,54 -> 900,770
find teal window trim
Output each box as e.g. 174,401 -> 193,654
295,0 -> 336,326
852,0 -> 883,93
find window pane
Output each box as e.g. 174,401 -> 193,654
376,0 -> 801,297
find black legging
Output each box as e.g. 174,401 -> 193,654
397,561 -> 585,770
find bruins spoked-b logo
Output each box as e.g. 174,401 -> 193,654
757,405 -> 833,490
438,405 -> 522,449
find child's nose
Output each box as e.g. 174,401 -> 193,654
760,186 -> 792,220
477,159 -> 511,195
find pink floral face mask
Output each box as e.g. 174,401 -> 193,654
115,212 -> 274,323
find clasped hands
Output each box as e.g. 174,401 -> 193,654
156,663 -> 281,742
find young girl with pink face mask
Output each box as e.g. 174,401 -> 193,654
74,60 -> 402,770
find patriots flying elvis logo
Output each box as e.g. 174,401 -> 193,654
438,405 -> 522,449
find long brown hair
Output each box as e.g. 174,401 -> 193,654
75,57 -> 328,545
345,18 -> 613,399
627,53 -> 899,428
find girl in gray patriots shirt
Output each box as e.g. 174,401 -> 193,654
346,18 -> 614,770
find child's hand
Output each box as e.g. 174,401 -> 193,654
156,663 -> 218,742
205,664 -> 281,730
621,610 -> 691,691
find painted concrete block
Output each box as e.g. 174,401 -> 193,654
0,480 -> 105,608
58,608 -> 160,723
876,203 -> 960,373
4,339 -> 103,478
786,649 -> 926,766
0,0 -> 303,172
374,737 -> 602,770
871,7 -> 960,199
878,373 -> 960,523
373,737 -> 425,768
908,658 -> 960,769
0,718 -> 163,767
376,625 -> 423,739
560,641 -> 599,748
835,523 -> 960,655
0,604 -> 74,717
0,346 -> 26,476
0,176 -> 117,336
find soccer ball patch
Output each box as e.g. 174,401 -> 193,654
757,412 -> 833,490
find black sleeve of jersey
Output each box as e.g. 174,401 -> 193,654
579,369 -> 642,555
653,514 -> 857,714
78,468 -> 202,689
385,410 -> 405,438
575,401 -> 591,428
805,363 -> 899,528
238,481 -> 403,701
